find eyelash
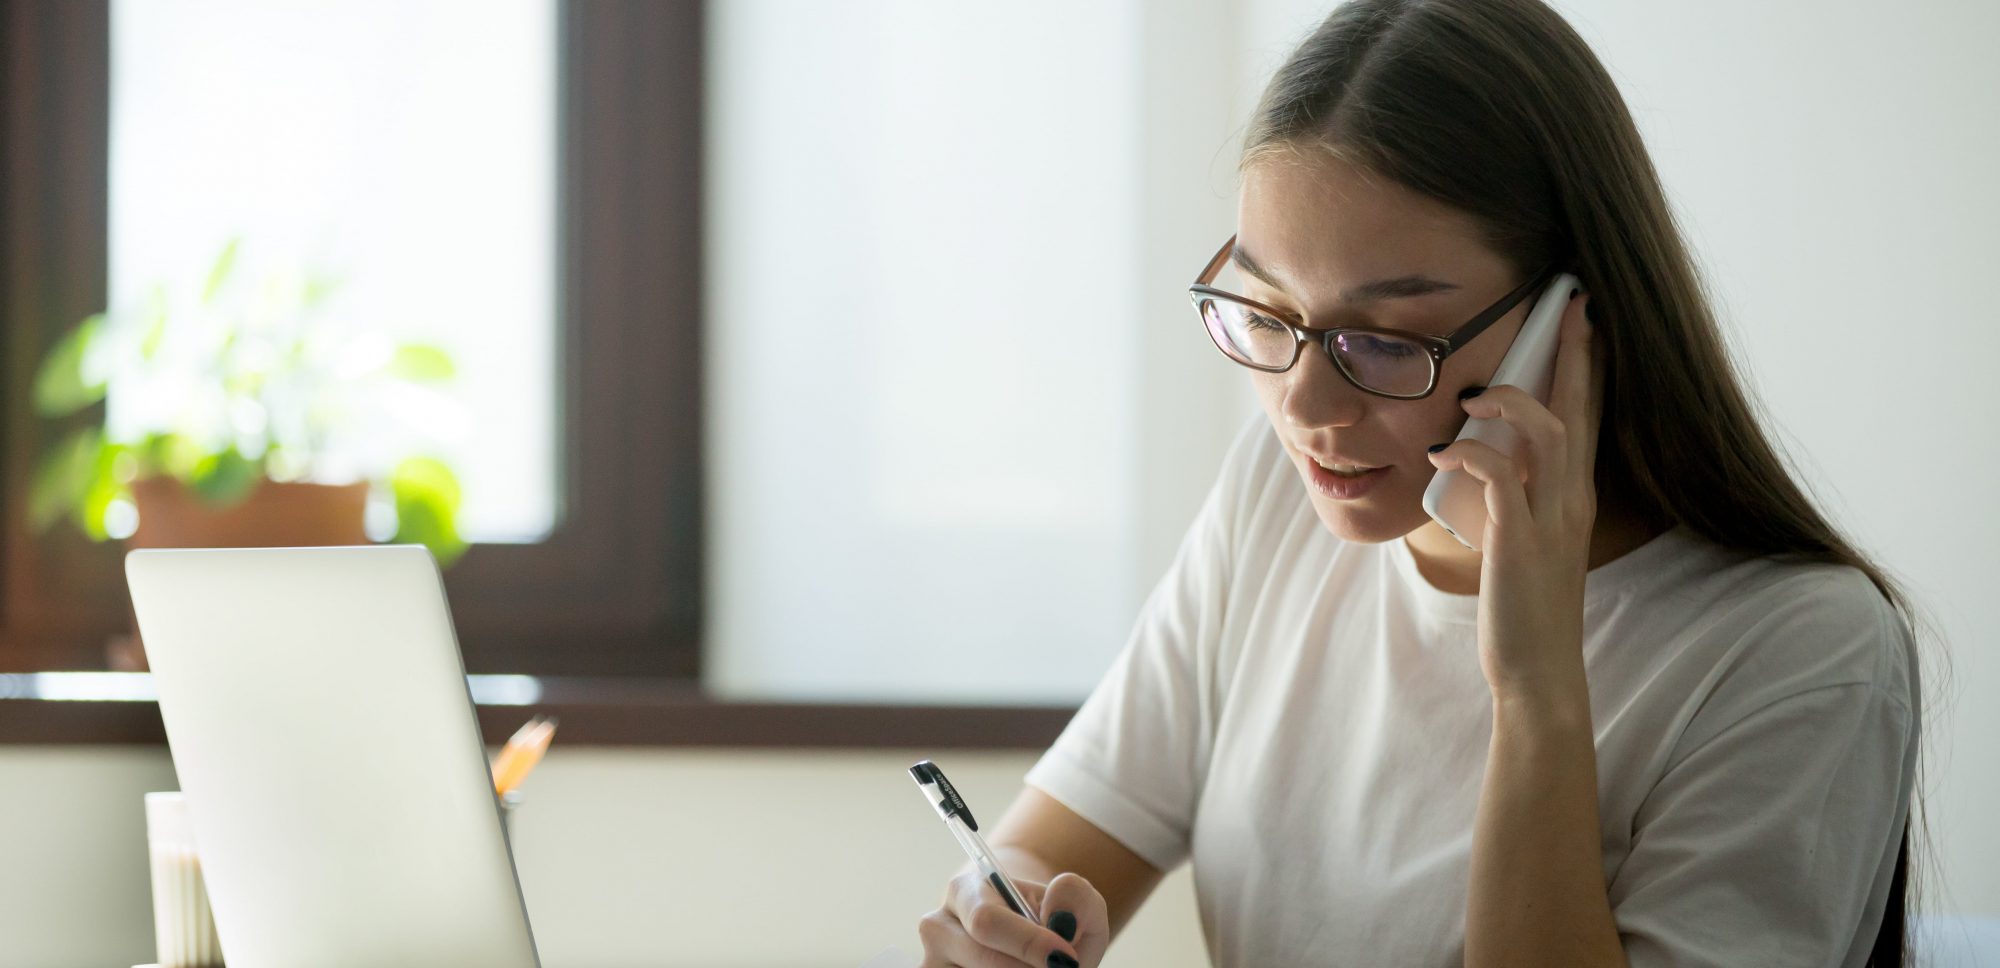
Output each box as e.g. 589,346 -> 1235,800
1247,309 -> 1431,347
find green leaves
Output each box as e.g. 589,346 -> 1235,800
32,314 -> 108,418
390,456 -> 468,567
77,441 -> 131,541
26,428 -> 130,540
28,428 -> 105,533
27,240 -> 474,570
187,447 -> 262,507
201,238 -> 240,306
386,343 -> 456,382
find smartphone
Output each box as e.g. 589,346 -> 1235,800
1421,272 -> 1582,551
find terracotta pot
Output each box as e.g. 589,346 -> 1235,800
127,478 -> 370,550
110,478 -> 372,670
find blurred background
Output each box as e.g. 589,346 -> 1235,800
1,0 -> 1994,965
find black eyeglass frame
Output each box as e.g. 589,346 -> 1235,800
1188,234 -> 1558,400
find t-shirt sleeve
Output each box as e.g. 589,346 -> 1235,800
1609,570 -> 1921,968
1021,413 -> 1269,873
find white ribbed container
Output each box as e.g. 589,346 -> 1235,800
143,792 -> 223,968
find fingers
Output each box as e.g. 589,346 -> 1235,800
1453,384 -> 1565,520
916,908 -> 1040,968
1580,299 -> 1606,483
926,872 -> 1080,968
1428,436 -> 1531,531
1013,876 -> 1048,916
1543,289 -> 1600,486
1544,287 -> 1589,428
1041,872 -> 1112,965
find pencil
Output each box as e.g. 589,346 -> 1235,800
492,716 -> 557,796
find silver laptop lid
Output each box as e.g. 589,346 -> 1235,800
127,545 -> 539,968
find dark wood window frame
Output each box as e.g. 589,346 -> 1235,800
0,0 -> 1075,749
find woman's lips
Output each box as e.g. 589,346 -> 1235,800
1303,455 -> 1389,500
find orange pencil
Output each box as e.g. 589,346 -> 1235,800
492,716 -> 557,796
490,714 -> 545,787
490,716 -> 545,788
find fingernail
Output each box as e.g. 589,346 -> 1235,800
1048,953 -> 1080,968
1457,385 -> 1485,400
1427,442 -> 1449,454
1047,910 -> 1077,942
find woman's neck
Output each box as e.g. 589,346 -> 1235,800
1400,501 -> 1669,596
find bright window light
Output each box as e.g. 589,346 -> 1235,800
108,0 -> 559,542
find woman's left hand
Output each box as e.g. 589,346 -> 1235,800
1427,290 -> 1603,701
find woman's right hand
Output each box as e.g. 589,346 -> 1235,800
917,869 -> 1109,968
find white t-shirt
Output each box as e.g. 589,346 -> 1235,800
1024,414 -> 1919,968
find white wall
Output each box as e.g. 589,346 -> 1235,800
0,748 -> 176,968
0,747 -> 1208,968
703,0 -> 1255,706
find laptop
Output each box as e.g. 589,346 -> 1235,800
126,545 -> 540,967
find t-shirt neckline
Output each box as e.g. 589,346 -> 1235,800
1386,523 -> 1694,625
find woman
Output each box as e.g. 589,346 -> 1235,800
916,0 -> 1922,965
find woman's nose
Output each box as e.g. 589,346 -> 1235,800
1278,344 -> 1366,431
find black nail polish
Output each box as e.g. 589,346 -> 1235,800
1047,910 -> 1078,942
1048,953 -> 1080,968
1457,385 -> 1486,400
1428,442 -> 1449,454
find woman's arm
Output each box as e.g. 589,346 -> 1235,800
1428,293 -> 1626,967
983,786 -> 1167,938
1464,683 -> 1627,968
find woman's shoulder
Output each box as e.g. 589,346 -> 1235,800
1641,532 -> 1918,722
1666,534 -> 1908,648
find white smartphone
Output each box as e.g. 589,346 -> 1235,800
1421,272 -> 1582,551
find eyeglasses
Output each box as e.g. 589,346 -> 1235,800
1188,235 -> 1556,400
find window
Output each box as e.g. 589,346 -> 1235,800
2,1 -> 704,679
108,0 -> 559,543
704,1 -> 1151,704
701,1 -> 1255,705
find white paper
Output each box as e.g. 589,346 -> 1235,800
858,946 -> 920,968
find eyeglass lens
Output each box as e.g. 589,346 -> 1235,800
1199,296 -> 1433,396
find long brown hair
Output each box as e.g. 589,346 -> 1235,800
1242,1 -> 1934,963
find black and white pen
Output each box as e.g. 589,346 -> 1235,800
908,759 -> 1040,924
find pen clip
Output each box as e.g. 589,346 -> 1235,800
909,759 -> 979,831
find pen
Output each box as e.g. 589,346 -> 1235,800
908,759 -> 1039,924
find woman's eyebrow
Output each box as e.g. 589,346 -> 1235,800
1231,245 -> 1463,304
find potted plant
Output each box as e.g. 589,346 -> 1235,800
26,240 -> 470,666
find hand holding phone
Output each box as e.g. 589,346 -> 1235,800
1421,273 -> 1583,550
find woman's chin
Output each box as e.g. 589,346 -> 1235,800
1306,493 -> 1429,545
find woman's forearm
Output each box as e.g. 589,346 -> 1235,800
1464,682 -> 1628,968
